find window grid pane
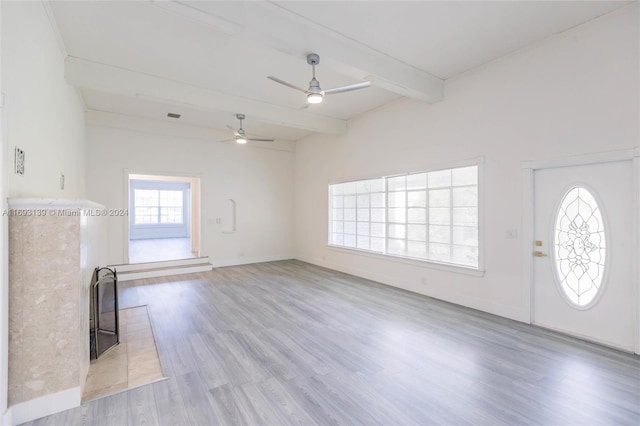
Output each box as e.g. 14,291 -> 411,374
329,165 -> 478,268
134,189 -> 184,225
330,180 -> 385,253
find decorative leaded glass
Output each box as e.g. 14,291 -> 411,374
554,187 -> 606,307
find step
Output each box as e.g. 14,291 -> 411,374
110,257 -> 210,272
109,257 -> 213,282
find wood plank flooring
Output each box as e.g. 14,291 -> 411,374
25,260 -> 640,425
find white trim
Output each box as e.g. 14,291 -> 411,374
2,408 -> 11,426
297,254 -> 524,321
328,156 -> 485,186
40,1 -> 68,58
328,159 -> 484,273
123,169 -> 204,264
327,245 -> 485,277
522,149 -> 635,170
534,322 -> 635,354
210,254 -> 294,268
523,149 -> 638,350
9,386 -> 80,425
7,198 -> 104,210
124,168 -> 204,180
522,168 -> 534,323
86,112 -> 297,154
110,256 -> 210,272
117,264 -> 212,282
0,1 -> 7,419
634,152 -> 640,354
150,0 -> 242,35
477,160 -> 486,273
123,169 -> 130,263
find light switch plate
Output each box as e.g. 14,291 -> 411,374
14,147 -> 24,175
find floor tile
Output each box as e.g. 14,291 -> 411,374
82,306 -> 165,402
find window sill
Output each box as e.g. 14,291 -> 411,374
326,244 -> 486,277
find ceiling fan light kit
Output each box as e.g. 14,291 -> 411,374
268,53 -> 370,105
307,92 -> 323,104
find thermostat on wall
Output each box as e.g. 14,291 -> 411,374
14,147 -> 24,175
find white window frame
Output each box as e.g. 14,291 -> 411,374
328,158 -> 484,275
129,180 -> 191,240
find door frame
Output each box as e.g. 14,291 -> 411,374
122,169 -> 202,263
521,148 -> 639,354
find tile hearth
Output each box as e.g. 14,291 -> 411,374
82,306 -> 165,401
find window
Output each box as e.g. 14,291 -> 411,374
553,186 -> 606,307
134,189 -> 184,225
329,165 -> 479,268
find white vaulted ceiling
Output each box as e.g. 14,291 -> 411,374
50,0 -> 629,142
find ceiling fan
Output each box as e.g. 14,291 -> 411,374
268,53 -> 370,105
218,114 -> 274,144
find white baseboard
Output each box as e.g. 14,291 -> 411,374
1,408 -> 12,426
8,387 -> 80,425
295,255 -> 528,324
210,254 -> 294,268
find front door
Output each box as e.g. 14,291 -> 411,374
533,159 -> 635,351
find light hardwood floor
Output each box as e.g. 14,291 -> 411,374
25,260 -> 640,425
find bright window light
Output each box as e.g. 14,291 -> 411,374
329,165 -> 480,269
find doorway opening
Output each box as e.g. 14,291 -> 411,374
127,173 -> 201,264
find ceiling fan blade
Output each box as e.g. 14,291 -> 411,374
226,124 -> 241,136
247,138 -> 275,142
215,139 -> 235,143
323,81 -> 371,95
267,76 -> 309,94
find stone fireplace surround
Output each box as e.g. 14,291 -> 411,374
7,198 -> 107,425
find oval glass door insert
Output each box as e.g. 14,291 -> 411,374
553,186 -> 606,307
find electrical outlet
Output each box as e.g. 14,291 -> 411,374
60,174 -> 65,190
14,147 -> 24,175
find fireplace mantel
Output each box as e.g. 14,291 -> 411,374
7,198 -> 107,424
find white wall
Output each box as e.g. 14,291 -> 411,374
2,1 -> 85,198
86,125 -> 295,266
2,2 -> 88,423
294,4 -> 639,322
0,0 -> 6,422
1,3 -> 101,421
